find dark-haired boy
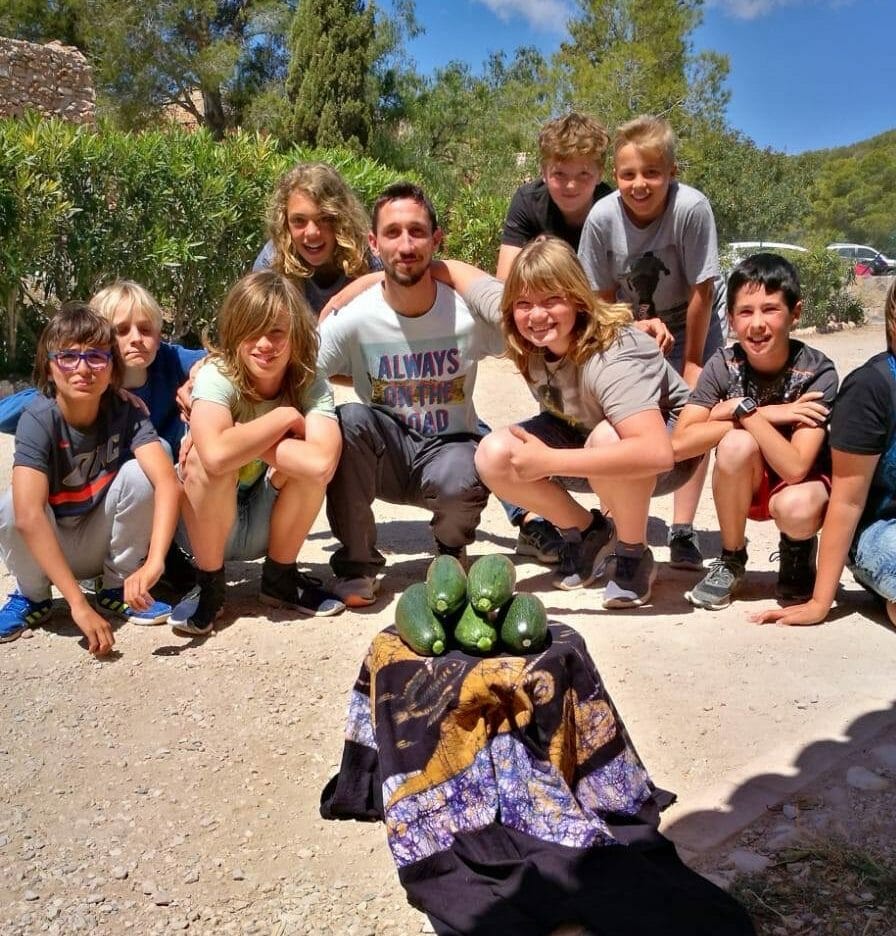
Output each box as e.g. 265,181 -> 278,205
318,183 -> 505,608
671,253 -> 839,609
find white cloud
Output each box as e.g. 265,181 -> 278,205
474,0 -> 573,33
707,0 -> 857,20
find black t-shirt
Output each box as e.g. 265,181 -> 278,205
501,178 -> 613,251
829,350 -> 896,531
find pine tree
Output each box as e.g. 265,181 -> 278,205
557,0 -> 728,131
286,0 -> 376,149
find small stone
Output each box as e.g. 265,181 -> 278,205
766,827 -> 801,852
729,848 -> 771,874
153,892 -> 172,906
142,881 -> 156,895
232,869 -> 245,881
846,766 -> 890,791
112,867 -> 128,880
871,744 -> 896,769
169,921 -> 189,931
23,890 -> 40,902
86,893 -> 104,904
183,869 -> 200,884
781,803 -> 798,820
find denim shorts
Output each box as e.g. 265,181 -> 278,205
175,472 -> 280,562
518,411 -> 700,497
849,519 -> 896,603
224,475 -> 280,562
665,311 -> 726,375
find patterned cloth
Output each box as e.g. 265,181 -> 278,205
321,624 -> 755,936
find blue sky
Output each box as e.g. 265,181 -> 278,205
402,0 -> 896,154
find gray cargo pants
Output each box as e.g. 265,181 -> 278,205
326,403 -> 489,578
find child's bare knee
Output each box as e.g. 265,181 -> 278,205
475,431 -> 513,477
586,420 -> 620,448
714,429 -> 759,471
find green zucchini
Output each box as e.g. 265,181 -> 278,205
425,555 -> 468,617
467,554 -> 516,613
395,582 -> 447,656
453,601 -> 498,654
499,592 -> 548,654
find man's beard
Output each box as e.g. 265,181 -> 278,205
382,256 -> 429,287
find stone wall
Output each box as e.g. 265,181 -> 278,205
0,36 -> 96,125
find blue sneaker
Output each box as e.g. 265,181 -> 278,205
96,588 -> 172,625
0,592 -> 53,643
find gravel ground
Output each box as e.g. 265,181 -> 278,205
2,313 -> 895,935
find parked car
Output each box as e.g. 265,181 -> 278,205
727,241 -> 808,257
826,243 -> 896,276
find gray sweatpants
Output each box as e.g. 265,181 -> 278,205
326,403 -> 489,578
0,458 -> 156,602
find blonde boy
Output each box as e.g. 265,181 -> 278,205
578,115 -> 723,570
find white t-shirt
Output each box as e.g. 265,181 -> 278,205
317,281 -> 505,436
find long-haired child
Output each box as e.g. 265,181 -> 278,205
173,270 -> 344,635
253,162 -> 374,318
0,303 -> 180,653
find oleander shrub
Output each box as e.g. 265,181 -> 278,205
0,115 -> 404,372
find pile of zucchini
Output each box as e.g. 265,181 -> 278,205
395,554 -> 549,657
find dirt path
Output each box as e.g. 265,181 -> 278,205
2,322 -> 895,935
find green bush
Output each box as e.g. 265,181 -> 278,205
0,116 -> 405,372
719,244 -> 867,331
791,247 -> 865,329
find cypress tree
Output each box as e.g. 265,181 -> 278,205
286,0 -> 376,149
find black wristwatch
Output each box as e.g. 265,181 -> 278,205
734,397 -> 758,423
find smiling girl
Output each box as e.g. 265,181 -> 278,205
253,163 -> 374,319
173,270 -> 344,636
438,238 -> 699,608
0,303 -> 180,653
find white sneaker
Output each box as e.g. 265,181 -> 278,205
331,574 -> 382,608
169,587 -> 201,628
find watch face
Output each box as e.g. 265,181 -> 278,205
736,397 -> 757,418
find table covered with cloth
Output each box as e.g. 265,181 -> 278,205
320,623 -> 754,935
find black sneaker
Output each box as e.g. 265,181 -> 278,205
552,511 -> 617,590
685,549 -> 748,610
171,567 -> 225,636
774,535 -> 817,601
259,565 -> 345,617
515,518 -> 563,564
669,527 -> 704,570
603,548 -> 657,609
